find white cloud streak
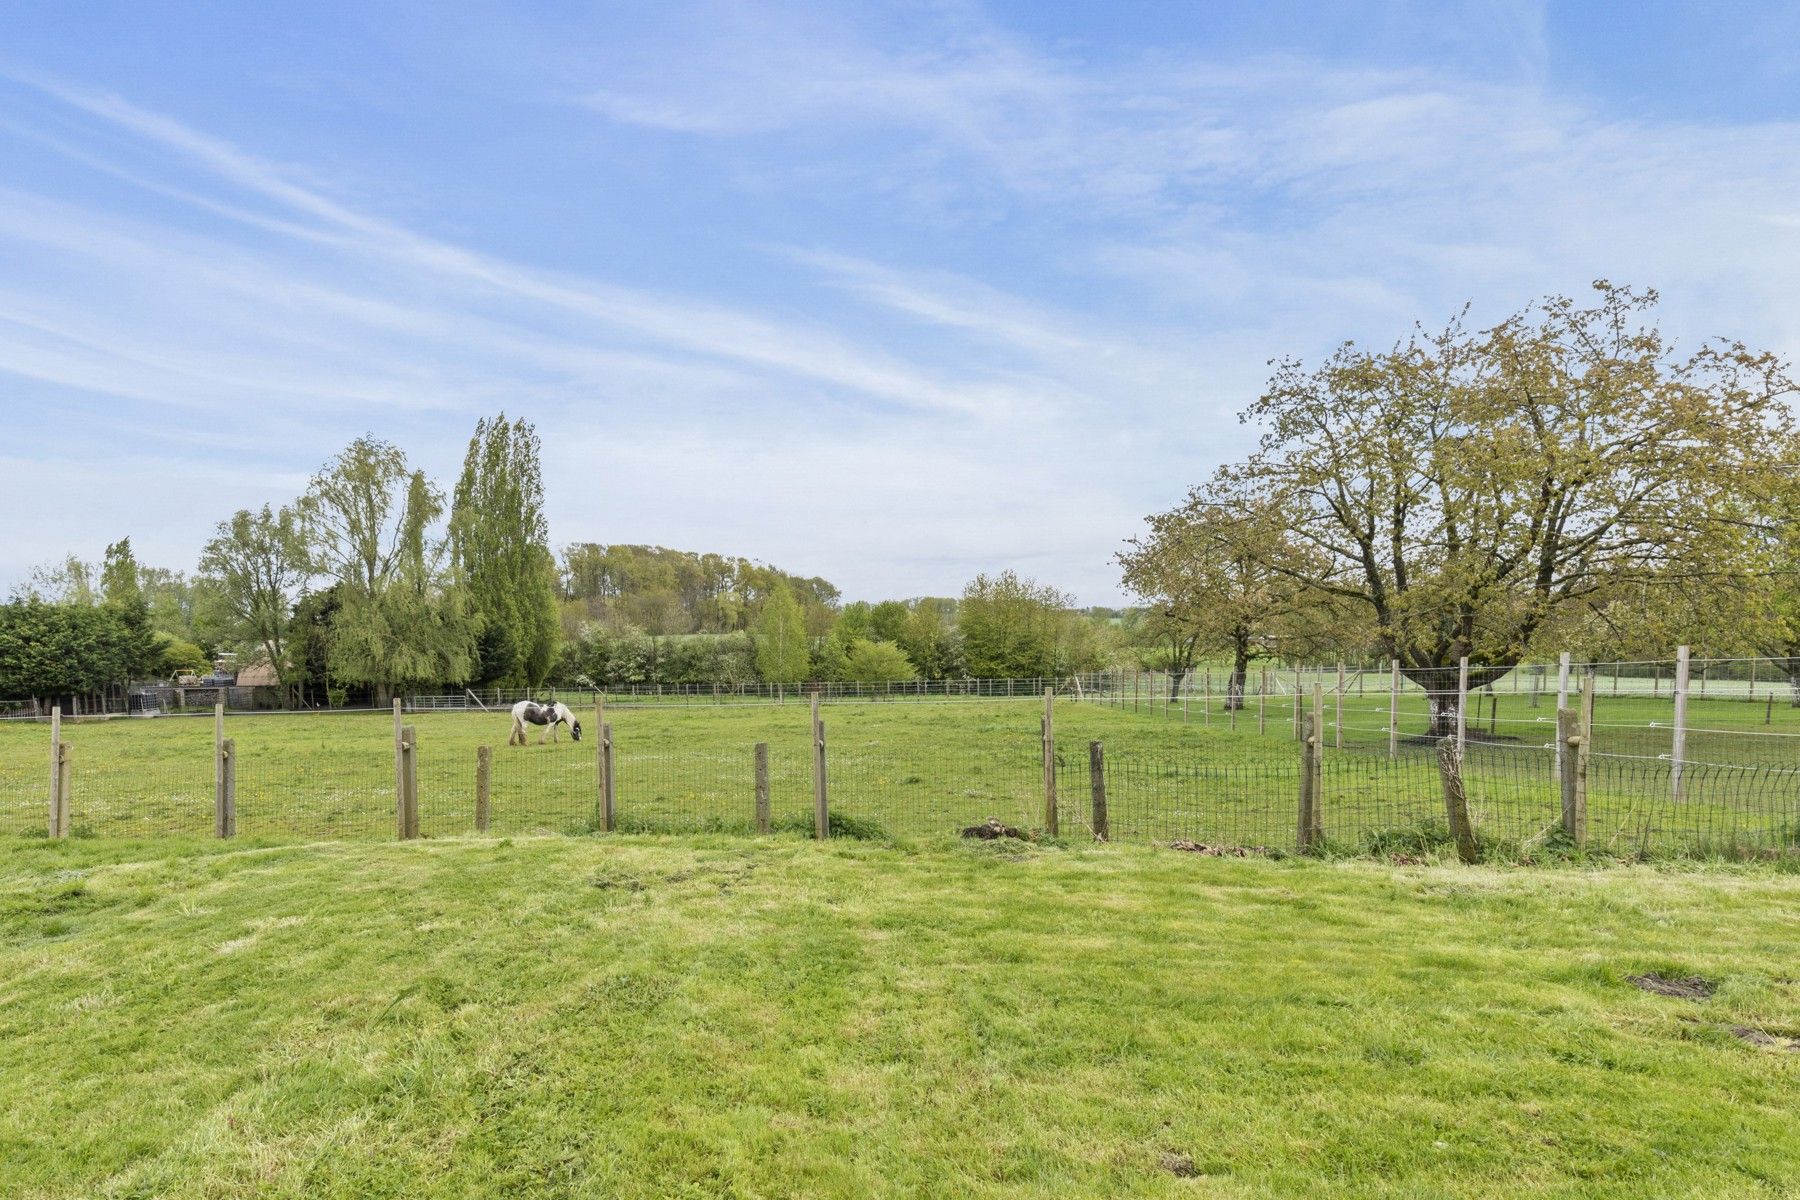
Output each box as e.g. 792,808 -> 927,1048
2,4 -> 1799,603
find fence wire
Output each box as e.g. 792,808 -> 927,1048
3,694 -> 1798,860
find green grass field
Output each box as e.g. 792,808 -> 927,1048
3,834 -> 1798,1198
3,691 -> 1797,856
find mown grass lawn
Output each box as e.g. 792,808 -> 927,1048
2,834 -> 1797,1197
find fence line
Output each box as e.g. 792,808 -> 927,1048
8,682 -> 1799,861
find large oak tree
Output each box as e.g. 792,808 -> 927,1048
1221,283 -> 1795,735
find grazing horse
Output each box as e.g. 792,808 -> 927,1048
509,699 -> 582,746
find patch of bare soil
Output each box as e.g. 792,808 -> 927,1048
1159,1150 -> 1200,1178
1628,973 -> 1716,1001
1728,1025 -> 1800,1052
1169,840 -> 1266,857
961,818 -> 1028,841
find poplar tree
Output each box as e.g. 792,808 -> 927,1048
752,581 -> 810,684
449,415 -> 561,687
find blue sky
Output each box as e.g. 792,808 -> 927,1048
2,1 -> 1799,603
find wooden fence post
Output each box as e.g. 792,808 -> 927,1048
1089,741 -> 1108,841
1296,711 -> 1317,853
1554,652 -> 1571,776
1309,684 -> 1324,846
1436,737 -> 1479,864
1671,645 -> 1690,801
54,742 -> 72,839
1291,665 -> 1301,739
1388,659 -> 1400,758
600,723 -> 616,832
811,694 -> 828,839
216,737 -> 236,838
1042,687 -> 1058,835
1557,708 -> 1585,847
393,699 -> 406,840
213,698 -> 225,832
1258,665 -> 1267,735
1578,669 -> 1594,826
1335,662 -> 1345,749
754,742 -> 770,834
48,705 -> 63,839
399,725 -> 419,840
594,696 -> 606,826
475,746 -> 492,832
1456,656 -> 1470,755
214,699 -> 227,835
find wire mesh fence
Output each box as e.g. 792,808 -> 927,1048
232,712 -> 394,841
3,687 -> 1798,860
832,750 -> 1045,835
1085,657 -> 1800,769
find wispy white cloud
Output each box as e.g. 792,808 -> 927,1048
4,69 -> 1031,423
2,2 -> 1799,604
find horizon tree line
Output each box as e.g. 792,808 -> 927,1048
2,417 -> 1117,705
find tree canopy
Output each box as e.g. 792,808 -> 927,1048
960,571 -> 1100,678
451,415 -> 560,687
1120,485 -> 1348,705
752,582 -> 810,685
197,505 -> 310,696
301,437 -> 475,700
843,638 -> 919,684
1150,282 -> 1797,732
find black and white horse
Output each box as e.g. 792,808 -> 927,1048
509,700 -> 581,746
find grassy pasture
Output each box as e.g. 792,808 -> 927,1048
0,699 -> 1211,841
2,835 -> 1798,1198
1,693 -> 1797,856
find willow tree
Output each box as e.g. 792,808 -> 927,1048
450,415 -> 561,687
1234,283 -> 1794,736
300,437 -> 474,702
1119,482 -> 1354,707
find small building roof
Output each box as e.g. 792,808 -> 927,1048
234,660 -> 281,688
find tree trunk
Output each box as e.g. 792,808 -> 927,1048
1167,668 -> 1185,702
1427,692 -> 1460,739
1228,645 -> 1249,710
1397,663 -> 1463,739
1789,671 -> 1800,708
